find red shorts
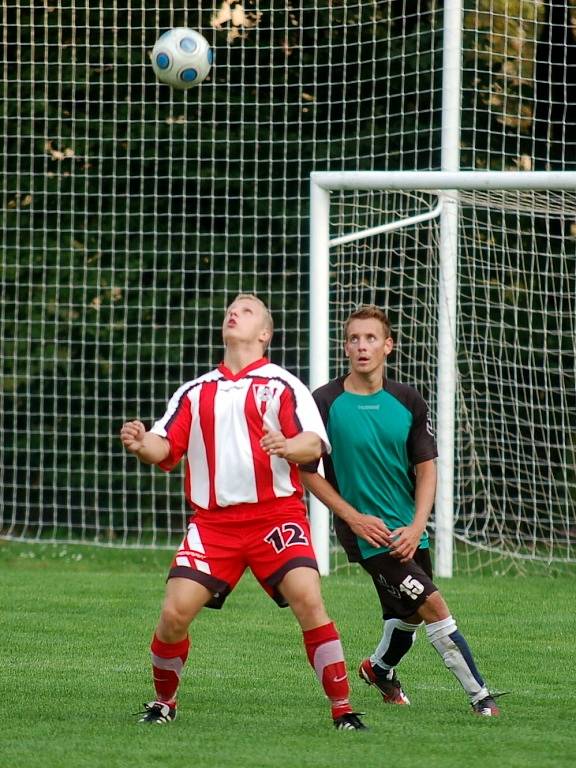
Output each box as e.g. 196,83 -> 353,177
167,504 -> 318,608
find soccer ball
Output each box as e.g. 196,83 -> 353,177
151,28 -> 213,90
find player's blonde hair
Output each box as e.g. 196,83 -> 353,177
229,293 -> 274,331
343,305 -> 392,340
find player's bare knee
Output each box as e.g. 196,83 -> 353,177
158,604 -> 192,638
417,589 -> 450,623
285,590 -> 328,626
293,604 -> 330,629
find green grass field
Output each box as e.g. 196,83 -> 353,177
1,541 -> 574,768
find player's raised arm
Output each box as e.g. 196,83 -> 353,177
120,420 -> 171,465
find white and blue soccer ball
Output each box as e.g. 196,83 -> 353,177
151,28 -> 213,90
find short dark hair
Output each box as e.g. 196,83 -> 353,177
343,305 -> 392,340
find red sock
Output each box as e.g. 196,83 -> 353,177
303,622 -> 352,719
150,634 -> 190,705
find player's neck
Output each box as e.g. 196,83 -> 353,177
223,343 -> 266,374
344,369 -> 384,395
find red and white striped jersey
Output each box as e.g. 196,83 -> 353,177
150,357 -> 331,512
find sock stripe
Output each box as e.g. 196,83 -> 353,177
151,654 -> 184,674
448,630 -> 485,687
312,639 -> 344,680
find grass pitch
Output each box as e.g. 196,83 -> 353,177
0,541 -> 573,768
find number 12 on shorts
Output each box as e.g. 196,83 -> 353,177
399,575 -> 425,600
264,523 -> 309,553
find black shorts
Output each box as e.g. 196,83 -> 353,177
360,547 -> 437,620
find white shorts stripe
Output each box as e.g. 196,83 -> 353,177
186,523 -> 205,554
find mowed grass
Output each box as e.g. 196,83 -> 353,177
0,541 -> 574,768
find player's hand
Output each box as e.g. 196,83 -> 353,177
120,420 -> 147,454
260,427 -> 289,457
348,514 -> 392,548
389,525 -> 421,562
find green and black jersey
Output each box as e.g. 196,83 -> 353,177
308,376 -> 438,563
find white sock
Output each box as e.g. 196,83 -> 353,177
425,616 -> 489,703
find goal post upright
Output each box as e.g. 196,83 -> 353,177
309,170 -> 576,577
436,0 -> 464,578
436,192 -> 459,578
309,181 -> 332,576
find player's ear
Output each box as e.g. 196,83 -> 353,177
260,327 -> 272,347
385,335 -> 394,354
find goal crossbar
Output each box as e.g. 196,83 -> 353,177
311,170 -> 576,192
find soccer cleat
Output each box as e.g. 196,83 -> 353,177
471,694 -> 501,717
136,700 -> 177,724
333,712 -> 368,731
358,658 -> 410,705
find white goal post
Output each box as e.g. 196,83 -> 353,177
309,170 -> 576,577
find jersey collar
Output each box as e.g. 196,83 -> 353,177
341,373 -> 387,393
218,357 -> 269,381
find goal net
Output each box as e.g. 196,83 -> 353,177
311,174 -> 576,576
2,0 -> 575,576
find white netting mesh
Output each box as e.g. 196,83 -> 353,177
326,186 -> 576,574
1,2 -> 575,572
3,1 -> 443,547
455,189 -> 576,572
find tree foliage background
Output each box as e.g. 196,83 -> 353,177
1,0 -> 575,543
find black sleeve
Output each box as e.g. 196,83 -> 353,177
385,379 -> 438,465
406,392 -> 438,464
